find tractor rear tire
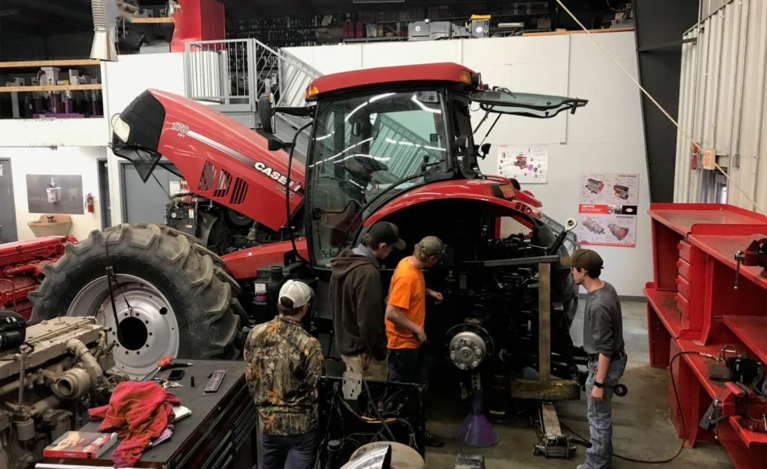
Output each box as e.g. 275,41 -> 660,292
29,224 -> 242,377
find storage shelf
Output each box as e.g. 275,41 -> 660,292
645,287 -> 683,338
0,59 -> 100,68
722,316 -> 767,364
730,416 -> 767,448
689,234 -> 767,290
522,26 -> 634,36
677,339 -> 729,399
0,84 -> 102,93
649,203 -> 767,236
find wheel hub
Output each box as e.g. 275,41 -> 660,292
67,274 -> 179,378
449,331 -> 487,370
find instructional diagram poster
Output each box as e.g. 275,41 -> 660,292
578,173 -> 639,247
497,144 -> 548,184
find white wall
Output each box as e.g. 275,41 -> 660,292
101,53 -> 186,226
0,119 -> 107,147
287,32 -> 652,296
0,52 -> 186,241
6,147 -> 104,241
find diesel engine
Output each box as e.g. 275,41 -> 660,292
0,314 -> 121,469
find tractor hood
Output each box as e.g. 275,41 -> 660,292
112,89 -> 305,232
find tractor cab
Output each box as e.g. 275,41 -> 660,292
261,63 -> 587,269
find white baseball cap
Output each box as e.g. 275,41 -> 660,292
279,280 -> 313,308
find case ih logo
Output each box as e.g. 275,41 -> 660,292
254,161 -> 303,196
171,122 -> 190,137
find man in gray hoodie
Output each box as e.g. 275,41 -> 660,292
329,222 -> 406,380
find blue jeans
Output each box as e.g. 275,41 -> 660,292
260,431 -> 319,469
584,354 -> 627,469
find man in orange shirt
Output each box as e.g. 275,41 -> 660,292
385,236 -> 446,447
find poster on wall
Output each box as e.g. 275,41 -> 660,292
497,144 -> 549,184
578,173 -> 639,247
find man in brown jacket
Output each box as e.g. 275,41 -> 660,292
329,222 -> 406,380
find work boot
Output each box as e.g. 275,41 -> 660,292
424,430 -> 445,447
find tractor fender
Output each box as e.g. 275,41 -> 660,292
364,179 -> 541,229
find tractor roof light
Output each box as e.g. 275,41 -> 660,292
305,85 -> 319,101
459,71 -> 472,85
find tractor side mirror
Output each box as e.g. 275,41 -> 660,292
258,93 -> 276,134
454,135 -> 469,152
268,137 -> 293,152
478,143 -> 491,160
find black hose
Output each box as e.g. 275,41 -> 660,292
285,121 -> 313,265
362,378 -> 396,441
561,351 -> 716,464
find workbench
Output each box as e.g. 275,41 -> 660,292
646,203 -> 767,469
38,360 -> 257,469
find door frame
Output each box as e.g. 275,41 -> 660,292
97,159 -> 111,229
0,158 -> 18,243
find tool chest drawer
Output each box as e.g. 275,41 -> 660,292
677,259 -> 692,281
676,275 -> 691,300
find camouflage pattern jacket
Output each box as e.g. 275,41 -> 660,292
244,316 -> 325,436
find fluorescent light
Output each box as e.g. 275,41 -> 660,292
345,101 -> 369,122
314,132 -> 334,141
411,94 -> 441,114
370,92 -> 395,102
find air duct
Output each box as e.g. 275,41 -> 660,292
90,0 -> 118,61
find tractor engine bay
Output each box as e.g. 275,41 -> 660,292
250,203 -> 583,421
0,315 -> 123,469
165,196 -> 290,255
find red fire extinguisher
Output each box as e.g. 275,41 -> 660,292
86,193 -> 94,213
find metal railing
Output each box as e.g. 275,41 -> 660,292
184,39 -> 256,113
183,38 -> 438,163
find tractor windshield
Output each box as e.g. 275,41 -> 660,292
306,90 -> 448,267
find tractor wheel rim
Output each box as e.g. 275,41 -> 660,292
67,274 -> 180,379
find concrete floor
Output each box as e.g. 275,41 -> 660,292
422,300 -> 734,469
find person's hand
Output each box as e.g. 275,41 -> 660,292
591,385 -> 605,402
427,289 -> 443,303
415,328 -> 427,344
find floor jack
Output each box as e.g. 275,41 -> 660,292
531,384 -> 627,458
533,402 -> 580,458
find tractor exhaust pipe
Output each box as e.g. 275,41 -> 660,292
90,0 -> 118,62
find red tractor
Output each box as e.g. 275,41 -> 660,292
29,63 -> 588,414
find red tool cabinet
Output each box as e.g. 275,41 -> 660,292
646,203 -> 767,469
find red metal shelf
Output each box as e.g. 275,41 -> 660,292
730,416 -> 767,449
645,287 -> 683,338
677,339 -> 729,398
688,234 -> 767,290
649,203 -> 767,236
722,316 -> 767,364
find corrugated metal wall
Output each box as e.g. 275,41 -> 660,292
674,0 -> 767,214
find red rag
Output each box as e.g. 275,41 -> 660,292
88,381 -> 180,467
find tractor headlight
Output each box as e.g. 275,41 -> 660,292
111,114 -> 131,143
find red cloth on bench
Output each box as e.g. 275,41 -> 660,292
88,381 -> 180,467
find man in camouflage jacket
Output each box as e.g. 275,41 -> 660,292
244,280 -> 324,469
